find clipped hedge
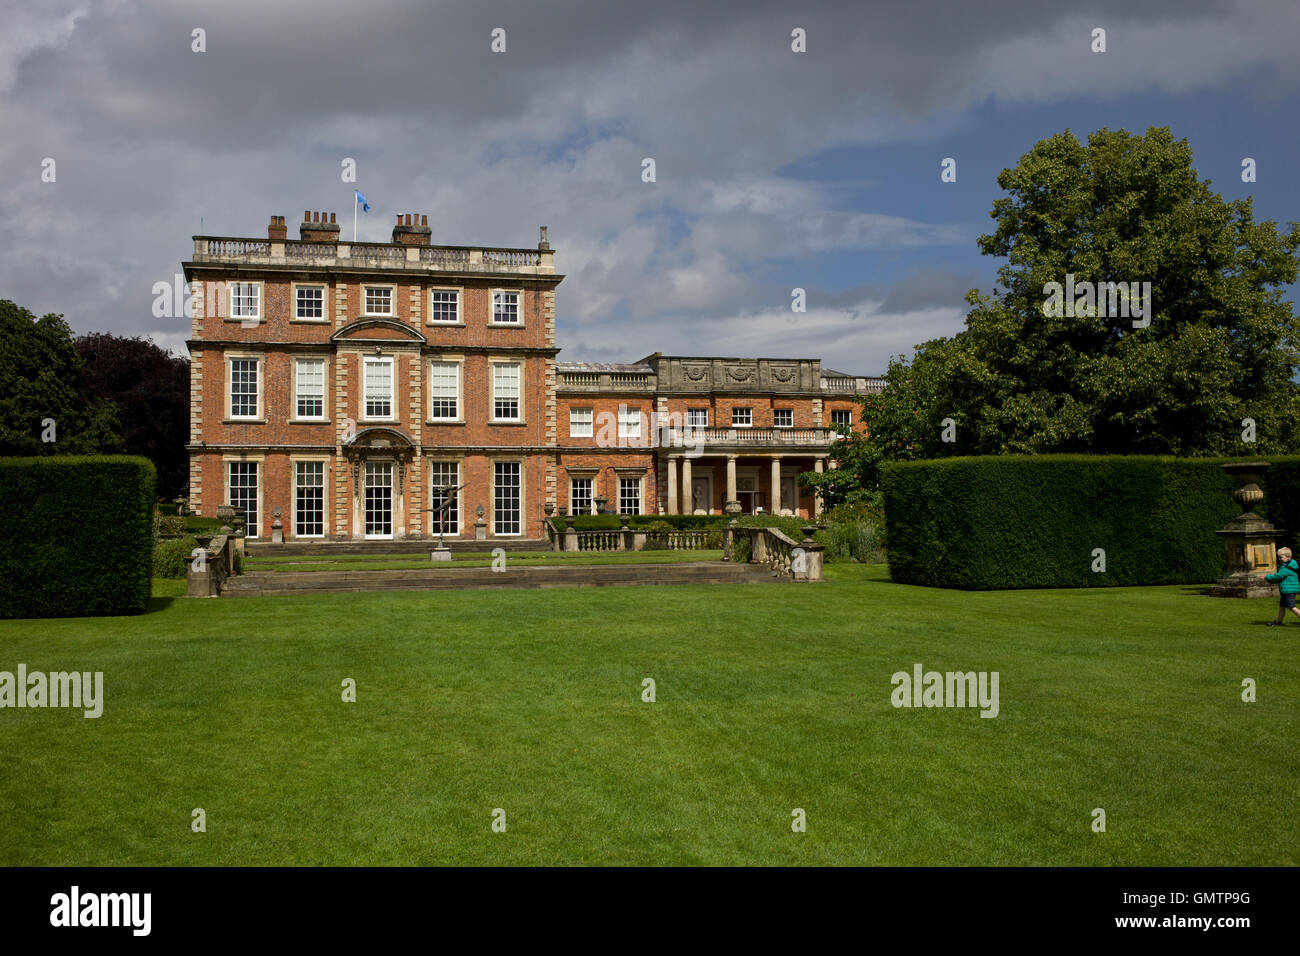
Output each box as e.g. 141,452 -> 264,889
882,455 -> 1300,590
0,456 -> 155,617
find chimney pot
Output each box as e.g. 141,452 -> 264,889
330,212 -> 336,224
299,209 -> 340,243
422,215 -> 428,227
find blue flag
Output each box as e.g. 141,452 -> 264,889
355,190 -> 370,213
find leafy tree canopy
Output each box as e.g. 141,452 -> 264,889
804,126 -> 1300,505
0,299 -> 120,456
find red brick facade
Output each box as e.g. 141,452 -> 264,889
184,214 -> 878,540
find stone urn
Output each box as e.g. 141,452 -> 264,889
1210,462 -> 1280,598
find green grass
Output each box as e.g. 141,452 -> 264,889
243,549 -> 724,573
1,565 -> 1296,866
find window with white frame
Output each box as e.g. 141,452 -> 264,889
618,406 -> 642,440
295,461 -> 324,537
494,461 -> 521,535
296,285 -> 324,320
492,290 -> 520,324
229,358 -> 259,418
295,358 -> 325,419
228,461 -> 259,537
229,282 -> 260,320
429,361 -> 459,420
831,409 -> 853,427
618,477 -> 642,515
774,408 -> 793,428
429,289 -> 459,324
687,408 -> 709,428
569,407 -> 593,438
364,357 -> 394,419
732,407 -> 752,427
364,286 -> 393,316
493,363 -> 521,421
429,461 -> 460,535
570,476 -> 594,515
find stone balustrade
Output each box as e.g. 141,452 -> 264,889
186,533 -> 236,597
661,426 -> 836,448
725,524 -> 824,582
191,237 -> 554,275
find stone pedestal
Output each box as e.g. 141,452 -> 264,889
430,548 -> 452,562
1210,462 -> 1280,598
474,504 -> 487,541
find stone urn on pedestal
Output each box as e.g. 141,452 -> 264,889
1210,462 -> 1281,598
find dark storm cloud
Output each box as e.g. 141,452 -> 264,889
0,0 -> 1294,372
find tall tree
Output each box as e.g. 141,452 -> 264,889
75,333 -> 190,498
0,300 -> 120,456
805,127 -> 1300,502
963,126 -> 1300,455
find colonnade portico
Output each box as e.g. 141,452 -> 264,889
664,452 -> 829,517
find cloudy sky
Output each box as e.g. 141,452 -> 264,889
1,0 -> 1297,374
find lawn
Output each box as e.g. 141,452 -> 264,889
1,565 -> 1296,866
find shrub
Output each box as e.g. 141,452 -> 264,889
548,513 -> 728,533
0,456 -> 155,617
152,513 -> 187,538
880,455 -> 1300,590
153,535 -> 199,578
642,520 -> 673,551
184,516 -> 223,534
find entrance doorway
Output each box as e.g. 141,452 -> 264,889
365,461 -> 393,538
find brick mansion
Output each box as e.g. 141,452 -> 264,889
183,212 -> 882,541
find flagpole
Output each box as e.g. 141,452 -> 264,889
353,191 -> 358,243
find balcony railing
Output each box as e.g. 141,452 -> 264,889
660,426 -> 836,447
822,375 -> 885,394
191,237 -> 554,275
558,371 -> 656,390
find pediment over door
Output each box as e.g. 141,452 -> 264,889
342,427 -> 416,495
331,318 -> 427,345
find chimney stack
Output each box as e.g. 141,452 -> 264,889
268,215 -> 287,241
392,211 -> 432,246
300,210 -> 340,243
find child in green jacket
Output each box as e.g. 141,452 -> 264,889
1264,547 -> 1300,626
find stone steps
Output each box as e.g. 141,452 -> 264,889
221,561 -> 775,596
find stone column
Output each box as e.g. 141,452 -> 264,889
726,455 -> 737,503
814,457 -> 825,518
681,457 -> 692,514
770,456 -> 782,515
666,456 -> 679,515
